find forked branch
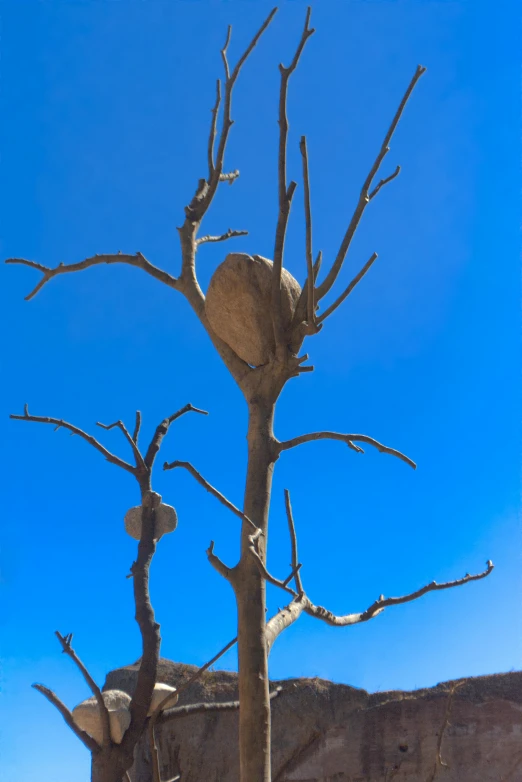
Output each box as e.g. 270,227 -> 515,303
207,540 -> 236,582
6,252 -> 179,301
32,683 -> 100,753
144,404 -> 208,470
316,251 -> 378,324
272,8 -> 315,348
277,430 -> 417,470
315,65 -> 426,303
96,418 -> 146,471
188,8 -> 278,223
10,405 -> 135,474
262,491 -> 493,648
54,631 -> 111,748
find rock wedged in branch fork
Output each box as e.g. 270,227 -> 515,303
205,253 -> 301,367
72,690 -> 132,746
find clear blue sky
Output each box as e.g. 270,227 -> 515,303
0,1 -> 519,780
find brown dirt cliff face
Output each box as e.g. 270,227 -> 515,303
104,661 -> 522,782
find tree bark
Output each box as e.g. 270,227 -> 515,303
235,399 -> 276,782
91,753 -> 126,782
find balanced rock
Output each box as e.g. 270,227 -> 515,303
148,683 -> 178,715
72,689 -> 131,745
124,503 -> 178,541
205,253 -> 301,367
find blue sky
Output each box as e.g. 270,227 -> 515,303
0,1 -> 519,780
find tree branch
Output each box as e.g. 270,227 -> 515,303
208,79 -> 221,178
316,252 -> 378,325
163,460 -> 259,532
266,561 -> 494,629
352,561 -> 495,624
32,683 -> 100,753
266,597 -> 307,653
284,489 -> 304,595
315,65 -> 426,303
277,430 -> 416,469
290,250 -> 323,340
299,135 -> 319,333
133,411 -> 142,445
10,406 -> 135,474
54,631 -> 111,748
248,526 -> 302,593
219,170 -> 240,184
196,228 -> 248,246
6,252 -> 179,301
144,404 -> 208,470
96,418 -> 147,472
159,688 -> 282,724
121,493 -> 161,757
272,8 -> 315,350
207,540 -> 235,583
261,491 -> 494,638
168,635 -> 238,702
186,8 -> 278,224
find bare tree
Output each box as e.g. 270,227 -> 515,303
9,404 -> 275,782
7,8 -> 494,782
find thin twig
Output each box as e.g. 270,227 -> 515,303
187,8 -> 278,222
290,250 -> 323,338
272,8 -> 315,349
96,418 -> 146,471
55,631 -> 111,747
133,411 -> 142,445
299,136 -> 316,329
144,404 -> 208,470
248,543 -> 302,592
6,252 -> 179,301
316,65 -> 426,303
284,489 -> 304,595
163,460 -> 259,531
208,79 -> 222,177
32,683 -> 100,752
277,430 -> 416,469
173,636 -> 238,702
317,252 -> 378,324
196,228 -> 248,246
10,407 -> 135,473
369,164 -> 401,200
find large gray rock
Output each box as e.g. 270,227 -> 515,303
72,689 -> 131,746
104,660 -> 522,782
205,253 -> 301,367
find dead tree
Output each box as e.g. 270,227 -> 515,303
8,404 -> 271,782
7,8 -> 494,782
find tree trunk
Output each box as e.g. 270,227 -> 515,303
91,752 -> 127,782
236,399 -> 276,782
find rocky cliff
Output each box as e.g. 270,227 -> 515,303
105,660 -> 522,781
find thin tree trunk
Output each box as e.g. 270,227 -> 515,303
236,400 -> 276,782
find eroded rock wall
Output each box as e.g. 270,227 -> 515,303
104,661 -> 522,782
